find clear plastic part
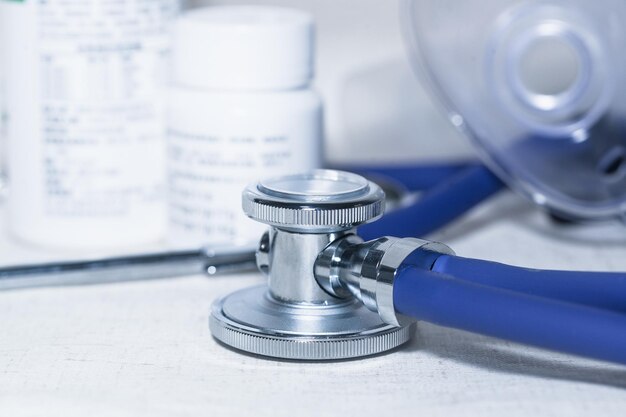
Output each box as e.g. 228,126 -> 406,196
401,0 -> 626,221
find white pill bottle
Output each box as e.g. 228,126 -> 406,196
168,6 -> 324,249
0,0 -> 180,249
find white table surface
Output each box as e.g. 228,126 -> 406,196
2,191 -> 626,417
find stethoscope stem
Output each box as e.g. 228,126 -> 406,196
0,248 -> 256,291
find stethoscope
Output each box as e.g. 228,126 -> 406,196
1,161 -> 625,365
206,166 -> 626,365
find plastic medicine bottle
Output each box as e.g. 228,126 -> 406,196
0,0 -> 180,249
168,6 -> 323,249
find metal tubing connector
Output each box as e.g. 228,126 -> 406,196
315,236 -> 455,327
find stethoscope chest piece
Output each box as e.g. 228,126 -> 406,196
209,170 -> 414,360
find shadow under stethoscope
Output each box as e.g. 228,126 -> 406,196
210,314 -> 626,389
406,321 -> 626,389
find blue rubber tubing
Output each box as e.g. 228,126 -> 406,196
394,266 -> 626,365
338,161 -> 476,192
359,164 -> 505,240
431,255 -> 626,313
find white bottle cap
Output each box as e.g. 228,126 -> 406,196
173,6 -> 314,91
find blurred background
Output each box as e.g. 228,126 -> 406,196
3,0 -> 622,280
199,0 -> 472,164
0,0 -> 471,268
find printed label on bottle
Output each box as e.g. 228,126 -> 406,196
167,108 -> 322,248
3,0 -> 179,246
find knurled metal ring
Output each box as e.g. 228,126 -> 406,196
210,285 -> 415,360
242,170 -> 385,233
